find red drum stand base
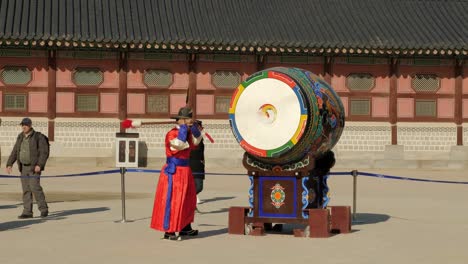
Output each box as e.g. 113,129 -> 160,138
228,153 -> 351,238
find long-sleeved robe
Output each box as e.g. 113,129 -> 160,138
150,125 -> 202,232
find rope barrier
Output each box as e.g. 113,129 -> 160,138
0,169 -> 120,179
1,169 -> 467,184
358,171 -> 468,185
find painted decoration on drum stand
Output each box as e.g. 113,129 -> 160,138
229,67 -> 345,164
258,177 -> 297,218
270,183 -> 286,209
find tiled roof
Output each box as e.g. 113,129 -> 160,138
0,0 -> 467,55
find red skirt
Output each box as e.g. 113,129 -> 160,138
150,164 -> 197,232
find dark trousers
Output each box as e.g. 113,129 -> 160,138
20,166 -> 48,215
194,178 -> 204,194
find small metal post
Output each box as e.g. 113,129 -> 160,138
116,167 -> 132,223
351,169 -> 362,223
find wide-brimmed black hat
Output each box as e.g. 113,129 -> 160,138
170,106 -> 193,119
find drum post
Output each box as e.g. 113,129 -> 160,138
352,169 -> 358,221
119,167 -> 127,223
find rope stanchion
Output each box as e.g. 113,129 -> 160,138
351,170 -> 363,224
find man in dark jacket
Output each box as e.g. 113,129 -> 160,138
6,118 -> 50,219
189,120 -> 205,204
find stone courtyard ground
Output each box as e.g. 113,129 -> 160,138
1,165 -> 467,264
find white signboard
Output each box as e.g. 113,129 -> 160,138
115,133 -> 139,168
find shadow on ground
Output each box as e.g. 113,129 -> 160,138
198,207 -> 229,214
0,192 -> 150,202
0,203 -> 21,210
48,207 -> 110,218
197,227 -> 228,239
199,196 -> 236,204
352,213 -> 391,225
0,207 -> 110,231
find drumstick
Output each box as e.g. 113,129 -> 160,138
203,132 -> 215,143
121,119 -> 175,129
121,119 -> 215,143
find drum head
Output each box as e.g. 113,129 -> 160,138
229,71 -> 307,158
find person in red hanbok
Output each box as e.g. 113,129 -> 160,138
150,106 -> 203,240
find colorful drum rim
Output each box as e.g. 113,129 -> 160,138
229,70 -> 308,158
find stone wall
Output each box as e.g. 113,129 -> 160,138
55,118 -> 119,149
397,123 -> 457,152
1,118 -> 467,169
335,122 -> 391,152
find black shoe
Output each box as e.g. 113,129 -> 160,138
18,214 -> 33,219
162,233 -> 181,241
40,211 -> 49,218
179,229 -> 199,236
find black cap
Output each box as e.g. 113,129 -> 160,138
20,117 -> 32,126
170,106 -> 193,119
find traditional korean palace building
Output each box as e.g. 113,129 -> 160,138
0,0 -> 467,168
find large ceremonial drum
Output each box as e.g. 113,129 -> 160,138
229,67 -> 345,165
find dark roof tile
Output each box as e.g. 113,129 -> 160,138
0,0 -> 466,52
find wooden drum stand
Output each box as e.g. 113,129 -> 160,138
228,153 -> 351,238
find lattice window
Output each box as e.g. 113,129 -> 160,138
144,70 -> 173,88
73,68 -> 103,86
350,99 -> 370,115
415,100 -> 436,117
346,73 -> 375,91
411,74 -> 440,92
212,71 -> 241,89
4,94 -> 27,110
147,95 -> 169,113
215,96 -> 232,113
1,66 -> 32,85
76,95 -> 99,112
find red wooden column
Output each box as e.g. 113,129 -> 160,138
187,54 -> 198,116
323,56 -> 333,85
257,55 -> 265,71
119,51 -> 128,132
47,50 -> 57,141
455,59 -> 464,145
389,57 -> 399,145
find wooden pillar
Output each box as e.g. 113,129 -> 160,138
257,55 -> 265,71
47,50 -> 57,141
119,51 -> 128,132
455,59 -> 464,145
323,56 -> 333,84
187,54 -> 198,117
389,57 -> 399,145
228,207 -> 249,235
